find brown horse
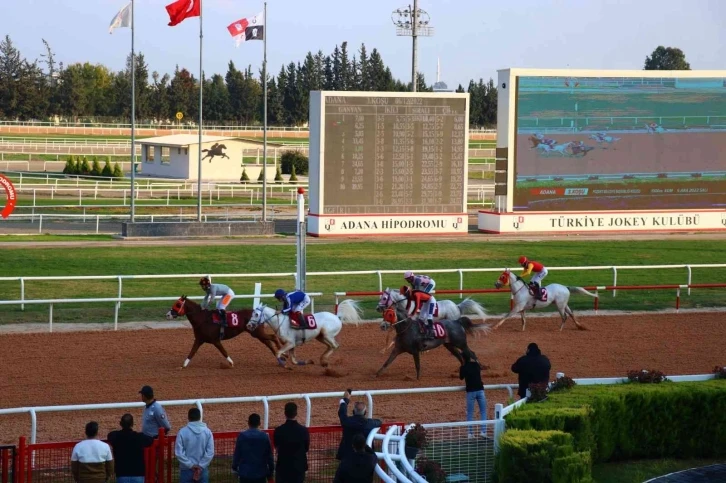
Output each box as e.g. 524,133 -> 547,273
166,295 -> 283,369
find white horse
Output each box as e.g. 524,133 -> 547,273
247,299 -> 363,368
589,133 -> 621,148
492,269 -> 597,331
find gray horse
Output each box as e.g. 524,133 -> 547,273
375,302 -> 490,380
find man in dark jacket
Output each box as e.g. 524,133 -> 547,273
232,413 -> 274,483
459,352 -> 487,438
333,433 -> 378,483
107,414 -> 153,483
336,390 -> 382,461
511,342 -> 552,399
273,402 -> 310,483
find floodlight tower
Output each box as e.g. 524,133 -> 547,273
391,1 -> 434,92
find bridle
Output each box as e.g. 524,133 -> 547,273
250,305 -> 281,335
169,298 -> 188,318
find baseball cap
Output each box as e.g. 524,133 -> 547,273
139,385 -> 154,397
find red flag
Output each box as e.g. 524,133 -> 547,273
166,0 -> 200,26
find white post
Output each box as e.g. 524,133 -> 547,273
686,265 -> 692,296
253,282 -> 262,309
49,303 -> 53,332
296,188 -> 306,291
612,267 -> 618,297
20,278 -> 25,311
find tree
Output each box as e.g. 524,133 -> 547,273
455,84 -> 465,93
168,66 -> 197,120
149,71 -> 171,121
644,46 -> 691,70
91,156 -> 102,176
203,73 -> 230,122
80,156 -> 91,175
63,156 -> 76,175
240,167 -> 250,182
112,162 -> 124,178
101,159 -> 113,177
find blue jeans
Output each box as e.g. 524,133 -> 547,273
466,390 -> 487,435
180,467 -> 209,483
116,478 -> 145,483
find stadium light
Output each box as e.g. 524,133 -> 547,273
391,1 -> 434,92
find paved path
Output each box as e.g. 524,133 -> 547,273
644,464 -> 726,482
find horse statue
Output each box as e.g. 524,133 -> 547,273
246,299 -> 363,369
492,270 -> 597,331
201,143 -> 230,163
166,295 -> 283,369
375,287 -> 487,353
375,301 -> 490,380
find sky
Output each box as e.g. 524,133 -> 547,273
1,0 -> 725,88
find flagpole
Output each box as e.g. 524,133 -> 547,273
130,0 -> 136,222
262,1 -> 268,222
196,0 -> 203,221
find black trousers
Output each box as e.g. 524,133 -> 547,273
275,472 -> 305,483
240,478 -> 267,483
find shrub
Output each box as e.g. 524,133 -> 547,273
80,156 -> 91,175
257,168 -> 265,182
289,165 -> 298,182
280,150 -> 308,175
714,366 -> 726,379
101,160 -> 113,177
496,429 -> 591,483
627,369 -> 667,384
74,156 -> 82,175
90,157 -> 102,176
404,424 -> 428,449
506,407 -> 594,455
528,382 -> 549,402
112,162 -> 124,178
274,166 -> 283,182
415,457 -> 446,483
63,156 -> 76,175
550,375 -> 577,392
240,168 -> 250,182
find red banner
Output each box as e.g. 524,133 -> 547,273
0,174 -> 17,218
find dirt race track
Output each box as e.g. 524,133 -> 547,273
1,312 -> 725,444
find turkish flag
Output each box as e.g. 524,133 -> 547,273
166,0 -> 201,26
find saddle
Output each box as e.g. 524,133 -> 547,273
527,283 -> 548,302
289,312 -> 317,330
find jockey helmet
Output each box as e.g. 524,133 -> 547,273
518,256 -> 528,265
274,289 -> 286,299
199,276 -> 211,287
404,270 -> 414,281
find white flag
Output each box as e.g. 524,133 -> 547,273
226,11 -> 265,47
109,2 -> 132,34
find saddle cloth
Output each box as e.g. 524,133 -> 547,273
290,313 -> 317,330
527,286 -> 549,302
418,321 -> 447,340
211,311 -> 244,327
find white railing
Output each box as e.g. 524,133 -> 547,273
518,115 -> 726,128
0,383 -> 517,444
2,264 -> 723,320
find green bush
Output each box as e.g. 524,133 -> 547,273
74,156 -> 82,175
257,168 -> 264,182
240,168 -> 250,182
90,156 -> 102,176
80,156 -> 91,175
112,162 -> 124,178
506,407 -> 595,455
101,160 -> 113,177
280,150 -> 308,175
496,430 -> 591,483
274,166 -> 283,182
62,156 -> 76,175
289,165 -> 298,182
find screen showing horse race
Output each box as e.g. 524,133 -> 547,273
513,76 -> 726,212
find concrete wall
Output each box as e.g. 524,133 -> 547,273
122,221 -> 275,237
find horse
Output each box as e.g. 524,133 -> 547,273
246,299 -> 363,369
492,270 -> 598,331
589,133 -> 620,148
166,295 -> 283,368
375,301 -> 490,380
201,143 -> 230,163
375,287 -> 487,353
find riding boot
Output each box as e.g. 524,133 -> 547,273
218,310 -> 227,340
427,320 -> 435,339
534,283 -> 542,301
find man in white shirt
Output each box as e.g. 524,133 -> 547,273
71,421 -> 114,483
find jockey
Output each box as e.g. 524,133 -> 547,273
518,256 -> 548,300
200,277 -> 235,339
404,271 -> 437,338
274,288 -> 311,328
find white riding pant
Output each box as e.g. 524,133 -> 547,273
217,290 -> 235,310
291,294 -> 311,314
530,269 -> 548,285
420,296 -> 437,322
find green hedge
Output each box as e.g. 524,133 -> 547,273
504,380 -> 726,464
496,430 -> 592,483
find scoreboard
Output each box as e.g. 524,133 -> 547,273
308,91 -> 469,236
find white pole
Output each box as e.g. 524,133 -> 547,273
130,0 -> 136,222
262,1 -> 268,222
296,187 -> 306,291
196,2 -> 204,221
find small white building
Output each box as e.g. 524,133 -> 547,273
136,134 -> 250,181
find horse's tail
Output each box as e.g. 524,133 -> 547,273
457,298 -> 487,320
458,316 -> 492,337
337,299 -> 363,326
568,286 -> 598,298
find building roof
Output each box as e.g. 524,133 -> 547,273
136,134 -> 237,147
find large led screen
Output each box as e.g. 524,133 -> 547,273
514,76 -> 726,211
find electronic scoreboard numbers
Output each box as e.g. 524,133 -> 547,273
308,91 -> 469,236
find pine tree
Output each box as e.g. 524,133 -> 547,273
101,159 -> 113,177
91,156 -> 102,176
112,162 -> 124,178
63,156 -> 75,175
274,165 -> 283,182
289,165 -> 298,182
240,167 -> 250,182
80,156 -> 91,175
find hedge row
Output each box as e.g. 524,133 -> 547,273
496,380 -> 726,482
62,155 -> 124,178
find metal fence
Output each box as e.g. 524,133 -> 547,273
0,446 -> 15,483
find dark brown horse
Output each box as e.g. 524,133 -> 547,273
166,295 -> 283,369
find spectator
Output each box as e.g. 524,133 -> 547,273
273,402 -> 310,483
107,414 -> 154,483
459,352 -> 487,438
139,386 -> 171,438
336,390 -> 382,461
333,433 -> 377,483
71,421 -> 114,483
511,342 -> 552,399
232,413 -> 274,483
175,408 -> 214,483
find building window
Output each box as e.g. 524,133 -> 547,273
146,146 -> 155,163
161,147 -> 171,165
